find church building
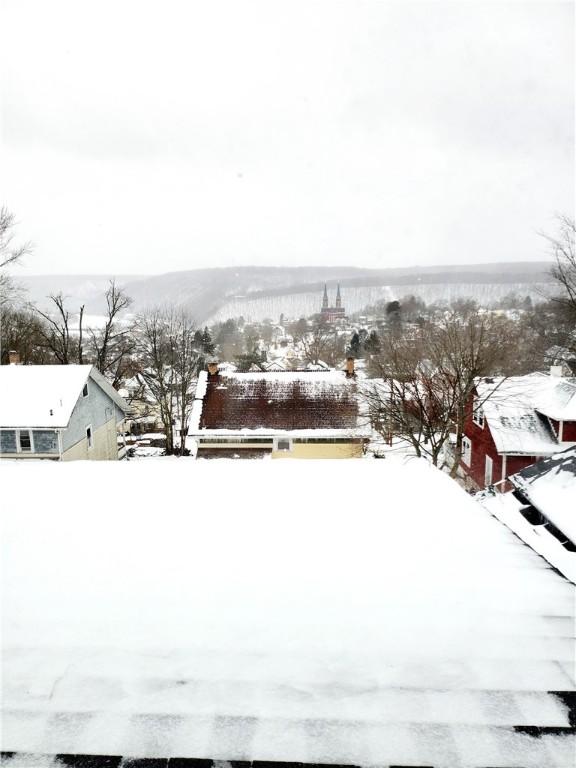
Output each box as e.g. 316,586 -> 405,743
320,284 -> 346,322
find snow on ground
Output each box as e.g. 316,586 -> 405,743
1,458 -> 574,766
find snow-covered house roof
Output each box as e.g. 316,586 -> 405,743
189,368 -> 369,437
475,373 -> 574,455
0,364 -> 128,428
535,377 -> 576,421
510,445 -> 576,545
2,459 -> 574,765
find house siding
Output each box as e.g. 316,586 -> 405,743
62,377 -> 123,457
561,420 -> 576,441
272,441 -> 364,459
62,420 -> 119,461
462,392 -> 539,488
195,438 -> 365,459
0,428 -> 60,458
541,418 -> 576,443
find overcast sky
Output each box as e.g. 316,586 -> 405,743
1,0 -> 573,276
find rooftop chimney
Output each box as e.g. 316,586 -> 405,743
8,350 -> 20,365
550,365 -> 563,378
207,361 -> 219,377
345,357 -> 355,378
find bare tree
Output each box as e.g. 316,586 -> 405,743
88,280 -> 133,385
432,311 -> 515,476
301,319 -> 341,365
544,215 -> 576,321
135,308 -> 204,455
0,207 -> 32,307
363,332 -> 458,466
32,293 -> 85,364
364,310 -> 517,471
0,307 -> 53,364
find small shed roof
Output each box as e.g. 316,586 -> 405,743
0,364 -> 128,428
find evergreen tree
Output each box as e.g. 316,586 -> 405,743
200,326 -> 215,355
386,300 -> 401,333
349,331 -> 362,357
364,330 -> 381,355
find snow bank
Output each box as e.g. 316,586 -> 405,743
1,458 -> 574,766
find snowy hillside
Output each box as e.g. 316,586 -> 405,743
209,281 -> 552,322
19,263 -> 554,321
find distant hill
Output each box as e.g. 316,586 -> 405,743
20,263 -> 555,323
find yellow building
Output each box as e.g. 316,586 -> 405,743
188,361 -> 369,459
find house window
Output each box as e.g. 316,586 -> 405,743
485,455 -> 493,486
86,425 -> 93,449
275,438 -> 292,452
82,382 -> 89,398
18,430 -> 33,452
462,436 -> 472,466
472,397 -> 484,428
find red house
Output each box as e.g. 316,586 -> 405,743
461,372 -> 576,489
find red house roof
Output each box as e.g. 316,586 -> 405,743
189,369 -> 366,436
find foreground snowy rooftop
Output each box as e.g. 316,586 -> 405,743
0,365 -> 127,429
1,459 -> 575,767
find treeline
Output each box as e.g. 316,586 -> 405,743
346,292 -> 575,376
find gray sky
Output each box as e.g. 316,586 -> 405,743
1,0 -> 574,276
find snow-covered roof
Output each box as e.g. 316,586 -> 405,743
189,368 -> 369,436
0,364 -> 128,429
535,377 -> 576,421
510,446 -> 576,545
2,459 -> 574,765
476,373 -> 566,455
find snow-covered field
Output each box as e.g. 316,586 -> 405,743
1,458 -> 574,766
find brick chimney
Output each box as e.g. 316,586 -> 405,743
345,356 -> 355,378
207,360 -> 219,377
8,350 -> 20,365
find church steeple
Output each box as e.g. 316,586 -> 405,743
322,283 -> 328,309
336,283 -> 342,308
